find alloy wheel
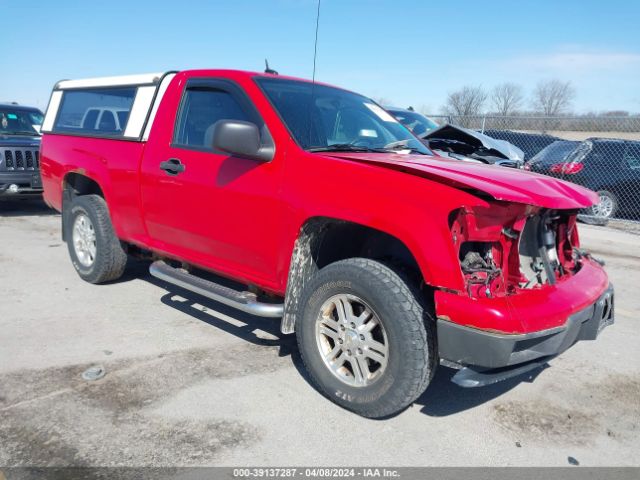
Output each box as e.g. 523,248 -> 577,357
315,294 -> 389,387
72,213 -> 97,267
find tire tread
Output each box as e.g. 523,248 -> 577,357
296,257 -> 436,418
66,195 -> 127,284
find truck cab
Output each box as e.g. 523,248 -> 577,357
39,70 -> 613,418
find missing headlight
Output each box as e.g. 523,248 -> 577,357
459,242 -> 502,298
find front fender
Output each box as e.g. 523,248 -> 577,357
280,151 -> 490,293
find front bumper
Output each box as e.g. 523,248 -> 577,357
0,171 -> 43,196
438,283 -> 614,371
435,258 -> 610,333
436,254 -> 613,386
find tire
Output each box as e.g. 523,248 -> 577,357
588,190 -> 618,220
64,194 -> 127,284
295,258 -> 436,418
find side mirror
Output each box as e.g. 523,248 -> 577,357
211,120 -> 274,162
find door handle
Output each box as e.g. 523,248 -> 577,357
160,158 -> 186,175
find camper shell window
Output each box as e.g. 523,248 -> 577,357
52,87 -> 136,137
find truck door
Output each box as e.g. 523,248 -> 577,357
140,78 -> 284,290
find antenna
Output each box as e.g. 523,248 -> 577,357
307,0 -> 321,147
311,0 -> 321,83
264,59 -> 278,75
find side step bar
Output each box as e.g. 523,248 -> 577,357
149,261 -> 284,318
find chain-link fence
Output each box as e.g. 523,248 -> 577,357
426,114 -> 640,223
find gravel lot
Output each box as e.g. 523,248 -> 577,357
1,198 -> 639,467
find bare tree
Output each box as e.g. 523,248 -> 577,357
531,80 -> 575,116
491,83 -> 524,116
443,86 -> 487,116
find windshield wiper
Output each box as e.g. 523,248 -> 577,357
309,143 -> 427,155
383,144 -> 428,155
308,144 -> 382,153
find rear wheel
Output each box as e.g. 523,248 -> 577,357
64,194 -> 127,284
295,258 -> 436,418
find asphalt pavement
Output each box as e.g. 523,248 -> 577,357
1,198 -> 638,467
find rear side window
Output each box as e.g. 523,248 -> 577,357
589,142 -> 624,164
53,87 -> 136,137
174,88 -> 250,149
624,143 -> 640,169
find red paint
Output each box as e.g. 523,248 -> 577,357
41,69 -> 609,336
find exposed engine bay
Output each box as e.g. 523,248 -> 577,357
450,204 -> 583,299
519,212 -> 565,288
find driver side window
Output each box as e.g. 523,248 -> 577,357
174,87 -> 250,149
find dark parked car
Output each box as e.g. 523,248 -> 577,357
529,138 -> 640,220
0,103 -> 43,198
483,129 -> 562,160
524,140 -> 580,174
384,107 -> 439,136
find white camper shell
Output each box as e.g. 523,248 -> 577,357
42,72 -> 176,141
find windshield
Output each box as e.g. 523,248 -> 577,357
387,109 -> 439,136
530,141 -> 579,164
257,78 -> 430,155
0,107 -> 43,135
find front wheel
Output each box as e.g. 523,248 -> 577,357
295,258 -> 436,418
64,194 -> 127,284
589,190 -> 618,220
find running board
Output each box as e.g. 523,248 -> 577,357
149,261 -> 284,318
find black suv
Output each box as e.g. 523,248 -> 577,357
0,103 -> 44,198
528,138 -> 640,220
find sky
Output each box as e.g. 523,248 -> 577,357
2,0 -> 639,114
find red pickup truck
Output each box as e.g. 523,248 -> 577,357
40,69 -> 613,418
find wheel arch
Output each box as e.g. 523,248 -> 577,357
61,171 -> 107,242
280,216 -> 434,334
63,171 -> 106,198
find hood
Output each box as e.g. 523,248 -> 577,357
323,152 -> 598,209
423,124 -> 524,161
0,134 -> 41,147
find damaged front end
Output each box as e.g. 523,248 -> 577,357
437,201 -> 613,387
449,203 -> 583,300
